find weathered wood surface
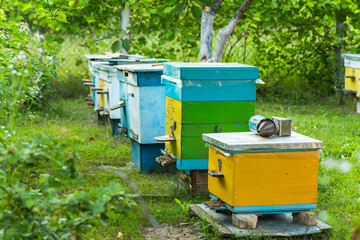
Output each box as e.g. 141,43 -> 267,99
130,139 -> 164,171
165,118 -> 249,160
162,75 -> 256,102
163,62 -> 259,80
190,204 -> 332,237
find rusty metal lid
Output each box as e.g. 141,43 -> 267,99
202,131 -> 323,152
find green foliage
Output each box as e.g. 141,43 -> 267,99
174,198 -> 191,214
0,4 -> 136,238
0,134 -> 135,239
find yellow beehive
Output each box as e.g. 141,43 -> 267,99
343,54 -> 360,97
203,131 -> 323,214
99,78 -> 105,107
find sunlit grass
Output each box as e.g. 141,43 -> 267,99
16,95 -> 360,239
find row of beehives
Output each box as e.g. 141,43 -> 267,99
84,54 -> 324,216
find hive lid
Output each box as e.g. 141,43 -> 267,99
85,54 -> 168,63
95,64 -> 117,72
117,64 -> 163,72
203,131 -> 323,152
342,54 -> 360,61
163,62 -> 259,80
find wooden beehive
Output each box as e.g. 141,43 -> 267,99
203,131 -> 323,214
161,62 -> 259,172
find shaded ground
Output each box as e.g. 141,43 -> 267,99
141,223 -> 205,240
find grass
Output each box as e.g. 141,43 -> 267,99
16,95 -> 360,239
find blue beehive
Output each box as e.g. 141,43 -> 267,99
85,54 -> 168,130
117,64 -> 166,171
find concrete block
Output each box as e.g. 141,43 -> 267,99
232,214 -> 258,229
293,212 -> 317,226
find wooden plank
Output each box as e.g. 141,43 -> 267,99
189,204 -> 233,237
166,97 -> 254,124
165,118 -> 249,160
163,62 -> 259,80
190,204 -> 331,237
153,135 -> 175,142
162,76 -> 257,102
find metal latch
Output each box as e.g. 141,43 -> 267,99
256,79 -> 265,84
208,170 -> 224,177
128,92 -> 134,97
345,75 -> 356,80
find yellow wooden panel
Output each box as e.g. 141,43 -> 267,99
345,67 -> 360,97
166,97 -> 182,123
165,118 -> 182,158
208,146 -> 319,207
89,73 -> 93,96
99,78 -> 105,107
208,146 -> 235,205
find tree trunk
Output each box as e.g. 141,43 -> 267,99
199,0 -> 224,62
121,3 -> 131,54
210,0 -> 254,62
335,14 -> 345,104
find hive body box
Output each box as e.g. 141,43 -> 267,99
87,61 -> 110,107
117,64 -> 166,171
162,63 -> 259,172
203,131 -> 323,214
342,54 -> 360,113
85,54 -> 167,115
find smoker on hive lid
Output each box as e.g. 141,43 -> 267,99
249,115 -> 276,138
154,62 -> 262,192
117,64 -> 166,172
342,54 -> 360,113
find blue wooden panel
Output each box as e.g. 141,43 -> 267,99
163,62 -> 259,80
163,150 -> 208,170
119,81 -> 129,135
209,193 -> 316,214
130,140 -> 164,171
127,85 -> 165,144
162,76 -> 256,101
176,158 -> 208,170
111,119 -> 121,136
117,65 -> 164,86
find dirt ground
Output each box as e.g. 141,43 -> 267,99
141,223 -> 205,240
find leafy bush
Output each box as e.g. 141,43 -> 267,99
0,7 -> 137,239
0,135 -> 136,239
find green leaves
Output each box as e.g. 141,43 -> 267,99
111,40 -> 122,52
191,5 -> 202,21
122,38 -> 131,52
172,2 -> 185,15
111,39 -> 131,53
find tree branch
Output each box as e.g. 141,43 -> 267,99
199,0 -> 224,61
225,33 -> 244,62
271,41 -> 325,88
210,0 -> 254,62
